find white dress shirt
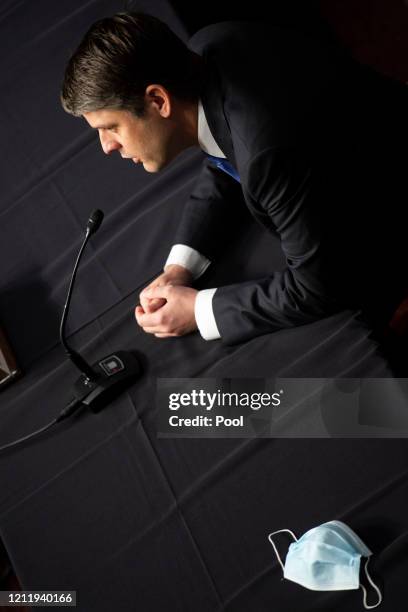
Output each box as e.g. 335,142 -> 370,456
164,99 -> 227,340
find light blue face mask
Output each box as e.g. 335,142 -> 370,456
268,520 -> 382,609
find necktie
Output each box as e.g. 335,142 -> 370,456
206,154 -> 240,183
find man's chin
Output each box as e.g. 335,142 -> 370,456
142,164 -> 158,173
142,159 -> 168,173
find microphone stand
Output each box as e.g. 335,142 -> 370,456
60,210 -> 141,413
60,226 -> 98,381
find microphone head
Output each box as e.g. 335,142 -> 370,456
87,209 -> 104,235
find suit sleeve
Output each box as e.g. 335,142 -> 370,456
212,146 -> 341,345
174,156 -> 248,261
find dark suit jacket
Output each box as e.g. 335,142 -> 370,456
175,21 -> 407,345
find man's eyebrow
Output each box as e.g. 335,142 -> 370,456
90,123 -> 118,130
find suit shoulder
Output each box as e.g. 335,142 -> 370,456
188,21 -> 267,54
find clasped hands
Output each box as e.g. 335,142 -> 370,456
135,264 -> 198,338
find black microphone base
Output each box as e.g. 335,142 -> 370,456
72,350 -> 141,412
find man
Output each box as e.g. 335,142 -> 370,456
61,12 -> 407,345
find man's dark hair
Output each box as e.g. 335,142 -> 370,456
61,12 -> 203,117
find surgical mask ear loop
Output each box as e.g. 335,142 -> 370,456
268,529 -> 298,572
360,557 -> 383,609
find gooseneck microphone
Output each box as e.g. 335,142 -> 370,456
0,209 -> 141,452
59,210 -> 104,380
59,209 -> 141,413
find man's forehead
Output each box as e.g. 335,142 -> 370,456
83,109 -> 129,128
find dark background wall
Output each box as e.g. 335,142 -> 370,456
171,0 -> 408,82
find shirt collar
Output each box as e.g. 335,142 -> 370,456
197,99 -> 226,158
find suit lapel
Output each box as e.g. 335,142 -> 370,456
199,56 -> 275,232
200,57 -> 237,168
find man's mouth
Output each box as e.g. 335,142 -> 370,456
120,155 -> 141,163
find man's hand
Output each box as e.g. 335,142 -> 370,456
135,285 -> 198,337
139,264 -> 193,314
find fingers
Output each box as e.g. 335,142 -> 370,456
135,305 -> 178,337
142,285 -> 171,300
135,285 -> 197,339
137,324 -> 178,338
140,279 -> 169,312
135,305 -> 144,321
135,306 -> 163,328
139,286 -> 171,314
135,304 -> 175,332
140,296 -> 166,313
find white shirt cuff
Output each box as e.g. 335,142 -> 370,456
195,288 -> 221,341
164,244 -> 211,280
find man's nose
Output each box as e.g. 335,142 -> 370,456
99,132 -> 121,155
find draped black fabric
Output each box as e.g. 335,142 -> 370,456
0,2 -> 407,611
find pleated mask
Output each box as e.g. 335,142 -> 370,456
268,520 -> 382,609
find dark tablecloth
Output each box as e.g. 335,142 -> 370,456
1,1 -> 407,611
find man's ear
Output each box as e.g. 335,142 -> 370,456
145,84 -> 171,118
